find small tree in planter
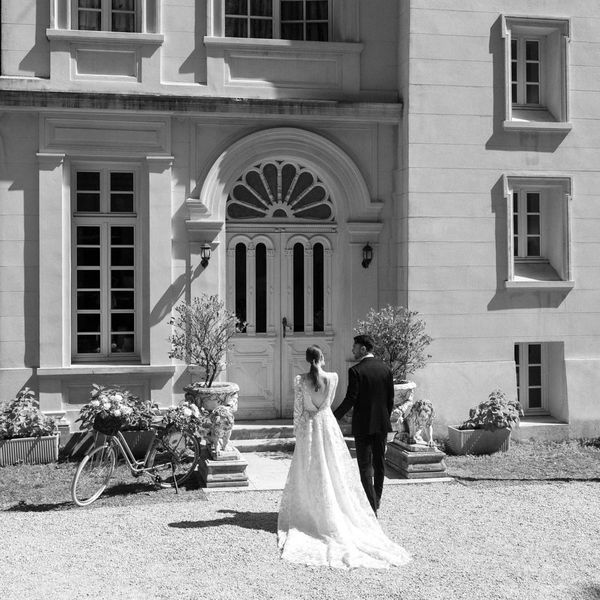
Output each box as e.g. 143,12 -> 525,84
168,294 -> 246,457
0,388 -> 59,466
354,305 -> 434,450
355,305 -> 432,404
448,389 -> 523,455
355,305 -> 432,384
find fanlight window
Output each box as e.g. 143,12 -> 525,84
226,161 -> 334,221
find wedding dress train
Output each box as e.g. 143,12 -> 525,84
277,373 -> 411,569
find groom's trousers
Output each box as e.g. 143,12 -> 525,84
354,432 -> 387,513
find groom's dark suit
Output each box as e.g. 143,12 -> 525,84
333,356 -> 394,513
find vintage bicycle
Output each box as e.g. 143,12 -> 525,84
71,415 -> 200,507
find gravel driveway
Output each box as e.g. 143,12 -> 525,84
1,480 -> 599,600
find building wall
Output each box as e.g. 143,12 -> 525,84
404,0 -> 600,436
0,0 -> 398,101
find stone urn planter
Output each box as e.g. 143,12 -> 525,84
0,434 -> 59,466
184,382 -> 239,413
393,381 -> 417,407
447,426 -> 512,455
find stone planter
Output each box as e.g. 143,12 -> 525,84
184,382 -> 239,412
184,382 -> 240,461
393,381 -> 416,406
0,434 -> 59,466
447,426 -> 512,455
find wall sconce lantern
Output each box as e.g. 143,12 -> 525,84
200,244 -> 212,268
362,243 -> 373,269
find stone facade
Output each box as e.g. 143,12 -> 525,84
0,1 -> 599,438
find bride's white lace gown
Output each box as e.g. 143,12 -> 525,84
278,373 -> 411,569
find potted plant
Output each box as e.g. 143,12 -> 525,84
168,294 -> 244,413
355,305 -> 432,404
76,384 -> 159,458
0,388 -> 59,466
447,388 -> 523,455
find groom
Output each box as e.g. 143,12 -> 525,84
334,334 -> 394,515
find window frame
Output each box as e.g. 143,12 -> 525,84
502,15 -> 571,131
223,0 -> 332,42
515,342 -> 549,415
71,163 -> 142,362
72,0 -> 141,33
504,175 -> 573,289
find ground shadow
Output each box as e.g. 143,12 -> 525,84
169,509 -> 277,534
4,500 -> 73,512
580,585 -> 600,600
455,476 -> 600,485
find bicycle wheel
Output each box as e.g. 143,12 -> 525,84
71,444 -> 116,506
147,429 -> 199,488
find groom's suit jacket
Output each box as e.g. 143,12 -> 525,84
333,356 -> 394,435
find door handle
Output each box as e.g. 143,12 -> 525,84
282,317 -> 291,338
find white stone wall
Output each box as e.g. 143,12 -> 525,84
404,0 -> 600,436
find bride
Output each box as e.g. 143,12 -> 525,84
277,345 -> 411,569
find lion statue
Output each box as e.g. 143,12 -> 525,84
390,390 -> 436,447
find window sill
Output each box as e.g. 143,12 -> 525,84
37,365 -> 175,377
46,29 -> 164,45
204,36 -> 363,54
505,280 -> 574,290
503,109 -> 572,132
506,260 -> 574,290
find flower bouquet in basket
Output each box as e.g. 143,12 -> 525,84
76,385 -> 158,436
161,401 -> 207,437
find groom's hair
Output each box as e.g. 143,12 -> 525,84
354,334 -> 374,351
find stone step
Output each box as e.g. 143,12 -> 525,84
233,436 -> 357,453
512,416 -> 570,443
231,420 -> 295,440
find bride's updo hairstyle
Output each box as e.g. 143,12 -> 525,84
306,345 -> 325,391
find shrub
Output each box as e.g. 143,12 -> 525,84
355,305 -> 432,382
0,388 -> 58,440
458,389 -> 522,431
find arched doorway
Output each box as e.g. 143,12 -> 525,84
226,159 -> 337,419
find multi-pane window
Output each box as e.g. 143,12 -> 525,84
515,343 -> 546,413
77,0 -> 137,32
513,191 -> 541,258
73,168 -> 138,359
511,38 -> 541,105
225,0 -> 329,41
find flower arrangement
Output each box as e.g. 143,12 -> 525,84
76,385 -> 158,435
354,305 -> 432,383
0,388 -> 58,440
162,400 -> 206,435
458,389 -> 523,431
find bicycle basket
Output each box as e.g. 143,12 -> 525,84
93,414 -> 126,436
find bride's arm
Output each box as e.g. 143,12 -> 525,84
293,375 -> 304,433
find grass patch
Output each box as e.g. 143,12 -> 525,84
0,458 -> 207,512
443,439 -> 600,481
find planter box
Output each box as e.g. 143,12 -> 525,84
0,435 -> 59,466
447,426 -> 512,455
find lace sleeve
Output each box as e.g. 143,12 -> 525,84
293,375 -> 304,433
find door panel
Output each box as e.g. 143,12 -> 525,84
227,229 -> 335,419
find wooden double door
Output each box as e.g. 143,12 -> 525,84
226,227 -> 336,419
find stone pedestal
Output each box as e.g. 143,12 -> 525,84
197,445 -> 249,488
385,439 -> 447,479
